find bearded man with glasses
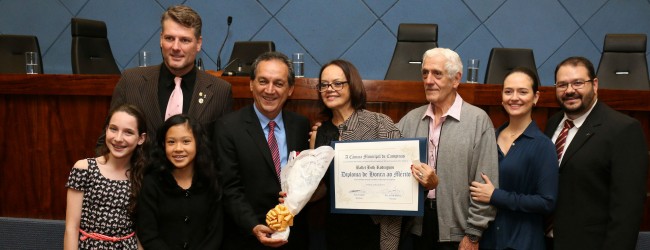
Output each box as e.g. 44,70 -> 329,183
544,56 -> 648,250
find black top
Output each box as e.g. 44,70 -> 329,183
136,172 -> 223,250
315,119 -> 380,250
314,120 -> 339,148
157,65 -> 197,118
314,120 -> 339,187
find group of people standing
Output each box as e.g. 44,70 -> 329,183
63,4 -> 649,250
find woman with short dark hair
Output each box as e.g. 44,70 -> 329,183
312,59 -> 403,250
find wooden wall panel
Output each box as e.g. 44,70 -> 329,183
0,93 -> 110,219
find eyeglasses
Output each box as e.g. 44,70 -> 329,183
318,81 -> 348,92
554,79 -> 593,91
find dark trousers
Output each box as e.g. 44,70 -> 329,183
545,237 -> 554,250
407,198 -> 459,250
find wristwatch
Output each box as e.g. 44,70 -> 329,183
466,234 -> 480,243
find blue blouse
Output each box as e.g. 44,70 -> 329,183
480,121 -> 558,250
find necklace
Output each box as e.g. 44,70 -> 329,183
506,127 -> 525,138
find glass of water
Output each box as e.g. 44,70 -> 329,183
139,51 -> 150,67
292,53 -> 304,78
25,52 -> 38,74
467,59 -> 479,83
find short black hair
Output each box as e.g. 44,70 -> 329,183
554,56 -> 596,83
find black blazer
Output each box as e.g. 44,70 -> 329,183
216,105 -> 310,250
545,101 -> 648,249
110,64 -> 233,138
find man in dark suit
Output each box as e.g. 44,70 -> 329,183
216,52 -> 310,249
545,56 -> 648,249
110,5 -> 232,138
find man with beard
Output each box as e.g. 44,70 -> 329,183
545,56 -> 648,249
110,5 -> 232,139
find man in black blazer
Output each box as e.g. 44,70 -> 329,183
216,52 -> 310,249
545,56 -> 648,249
110,5 -> 232,138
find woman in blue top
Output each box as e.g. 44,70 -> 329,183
470,67 -> 558,250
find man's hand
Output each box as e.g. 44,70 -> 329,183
469,173 -> 494,203
411,161 -> 438,189
252,224 -> 287,248
309,181 -> 327,202
309,122 -> 321,149
458,235 -> 479,250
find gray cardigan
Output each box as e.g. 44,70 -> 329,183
396,101 -> 498,242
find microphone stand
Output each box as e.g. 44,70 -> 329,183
217,16 -> 232,71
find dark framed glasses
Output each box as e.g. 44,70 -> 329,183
318,81 -> 348,92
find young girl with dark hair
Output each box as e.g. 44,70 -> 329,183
136,114 -> 223,249
64,104 -> 147,249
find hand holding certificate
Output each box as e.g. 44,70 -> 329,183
412,160 -> 438,190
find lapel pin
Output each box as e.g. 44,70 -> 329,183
199,92 -> 203,97
199,98 -> 204,104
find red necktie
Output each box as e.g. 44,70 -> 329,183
165,77 -> 183,120
268,121 -> 281,181
554,119 -> 575,160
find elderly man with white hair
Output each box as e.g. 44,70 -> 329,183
397,48 -> 498,250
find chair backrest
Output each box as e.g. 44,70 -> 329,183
596,34 -> 649,90
484,48 -> 539,84
0,217 -> 65,249
224,41 -> 275,76
637,231 -> 650,250
385,23 -> 438,81
0,35 -> 44,74
71,18 -> 120,74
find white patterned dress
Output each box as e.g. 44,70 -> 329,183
65,158 -> 137,249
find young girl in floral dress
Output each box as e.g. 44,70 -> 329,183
64,104 -> 147,249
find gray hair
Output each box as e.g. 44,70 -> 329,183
422,48 -> 463,79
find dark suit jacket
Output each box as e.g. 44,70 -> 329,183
110,64 -> 232,138
545,101 -> 648,250
216,105 -> 310,250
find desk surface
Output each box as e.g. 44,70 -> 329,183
1,73 -> 649,111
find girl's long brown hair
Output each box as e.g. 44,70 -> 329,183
95,104 -> 148,217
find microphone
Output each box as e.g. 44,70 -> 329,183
217,16 -> 233,71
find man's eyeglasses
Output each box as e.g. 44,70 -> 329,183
318,81 -> 348,92
554,79 -> 593,91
